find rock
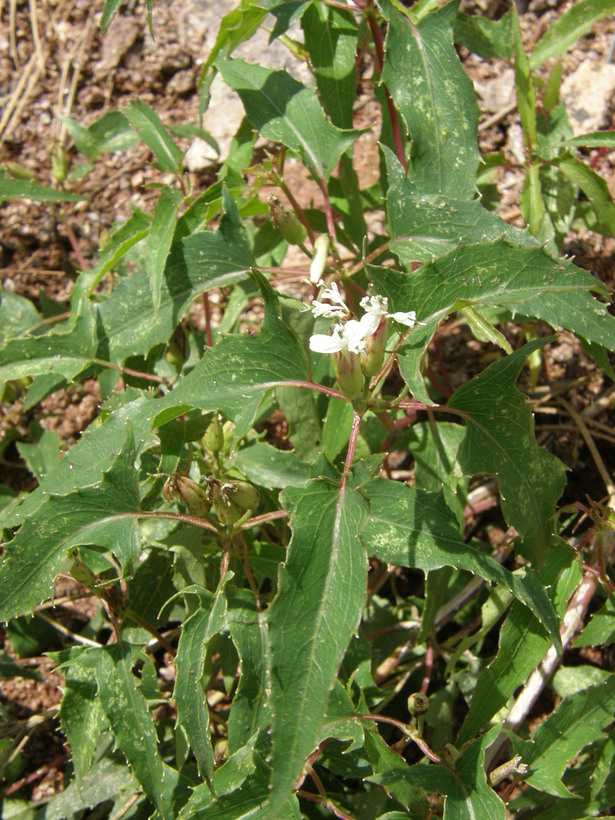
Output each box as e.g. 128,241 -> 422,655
561,58 -> 615,136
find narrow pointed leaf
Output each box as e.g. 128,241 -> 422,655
174,580 -> 229,787
226,588 -> 272,753
448,340 -> 566,564
217,58 -> 361,182
362,479 -> 560,647
530,0 -> 615,69
124,100 -> 183,175
59,660 -> 105,788
557,154 -> 615,236
0,178 -> 85,202
267,480 -> 369,815
147,187 -> 183,314
379,0 -> 480,198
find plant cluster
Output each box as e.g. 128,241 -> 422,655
1,0 -> 615,817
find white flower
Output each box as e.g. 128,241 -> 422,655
309,319 -> 368,356
309,235 -> 330,284
310,301 -> 348,320
389,310 -> 417,328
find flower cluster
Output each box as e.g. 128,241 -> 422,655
308,283 -> 417,399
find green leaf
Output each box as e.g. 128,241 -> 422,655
564,130 -> 615,149
174,579 -> 229,788
147,187 -> 183,314
275,386 -> 323,462
556,154 -> 615,236
448,340 -> 566,565
16,426 -> 60,483
0,289 -> 41,343
323,397 -> 354,462
0,425 -> 141,621
217,58 -> 361,182
199,0 -> 269,77
88,643 -> 181,817
64,111 -> 138,160
100,0 -> 122,32
0,178 -> 85,203
524,676 -> 615,797
301,3 -> 357,129
457,602 -> 550,745
123,100 -> 183,175
81,208 -> 150,293
453,10 -> 512,60
384,147 -> 535,264
369,727 -> 505,819
574,596 -> 615,647
232,442 -> 311,489
361,479 -> 561,647
369,238 -> 615,399
59,659 -> 105,787
512,5 -> 537,150
530,0 -> 615,69
226,588 -> 271,753
267,480 -> 369,815
0,650 -> 43,681
379,0 -> 480,199
363,725 -> 429,815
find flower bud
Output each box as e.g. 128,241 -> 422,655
52,147 -> 69,184
268,195 -> 307,246
309,235 -> 330,283
204,412 -> 224,455
334,350 -> 364,400
360,315 -> 388,377
163,474 -> 211,517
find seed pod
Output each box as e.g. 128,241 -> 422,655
204,412 -> 224,455
163,474 -> 212,517
268,195 -> 307,246
227,480 -> 260,512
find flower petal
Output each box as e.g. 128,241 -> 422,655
309,333 -> 344,354
390,310 -> 417,328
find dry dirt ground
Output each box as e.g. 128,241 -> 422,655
0,0 -> 614,809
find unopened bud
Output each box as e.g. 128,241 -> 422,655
52,147 -> 69,183
268,196 -> 307,246
204,412 -> 224,455
407,692 -> 429,716
227,480 -> 260,512
334,350 -> 364,400
360,315 -> 387,377
309,235 -> 330,283
163,474 -> 211,517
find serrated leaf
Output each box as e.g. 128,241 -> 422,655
0,178 -> 85,203
89,643 -> 181,817
59,660 -> 105,787
217,58 -> 361,182
361,479 -> 560,647
369,237 -> 615,400
267,480 -> 369,815
226,588 -> 271,754
147,187 -> 183,314
574,595 -> 615,647
123,100 -> 183,175
447,340 -> 566,564
369,726 -> 505,819
0,425 -> 141,621
384,147 -> 535,264
174,579 -> 229,788
530,0 -> 615,69
363,725 -> 429,815
524,676 -> 615,797
379,0 -> 479,199
16,426 -> 60,483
